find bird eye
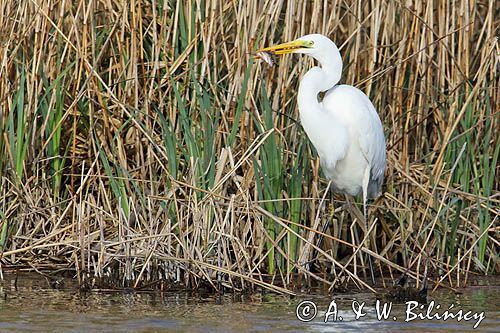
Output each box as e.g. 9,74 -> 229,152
307,41 -> 314,47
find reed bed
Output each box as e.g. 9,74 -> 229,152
0,0 -> 498,293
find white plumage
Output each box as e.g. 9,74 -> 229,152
260,34 -> 386,200
258,34 -> 386,282
319,84 -> 386,198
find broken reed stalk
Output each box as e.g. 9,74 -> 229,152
0,0 -> 498,293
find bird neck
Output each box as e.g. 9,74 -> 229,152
297,57 -> 341,112
312,47 -> 342,90
297,45 -> 342,110
296,48 -> 343,156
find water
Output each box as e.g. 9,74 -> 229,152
0,274 -> 498,332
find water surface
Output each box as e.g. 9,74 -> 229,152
0,274 -> 498,332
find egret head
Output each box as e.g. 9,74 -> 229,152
258,34 -> 343,92
257,34 -> 340,64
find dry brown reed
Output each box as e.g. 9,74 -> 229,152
0,0 -> 498,294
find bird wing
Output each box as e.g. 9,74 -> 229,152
358,96 -> 386,182
322,85 -> 386,182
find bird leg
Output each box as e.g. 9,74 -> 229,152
362,167 -> 376,285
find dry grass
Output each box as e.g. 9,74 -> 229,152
0,0 -> 498,293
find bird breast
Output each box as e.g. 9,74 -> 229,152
320,138 -> 368,197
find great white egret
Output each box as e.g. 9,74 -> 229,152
258,34 -> 386,283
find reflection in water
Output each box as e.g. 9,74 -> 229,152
0,274 -> 498,332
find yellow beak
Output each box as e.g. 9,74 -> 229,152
257,39 -> 313,55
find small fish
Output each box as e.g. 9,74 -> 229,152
256,51 -> 274,67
